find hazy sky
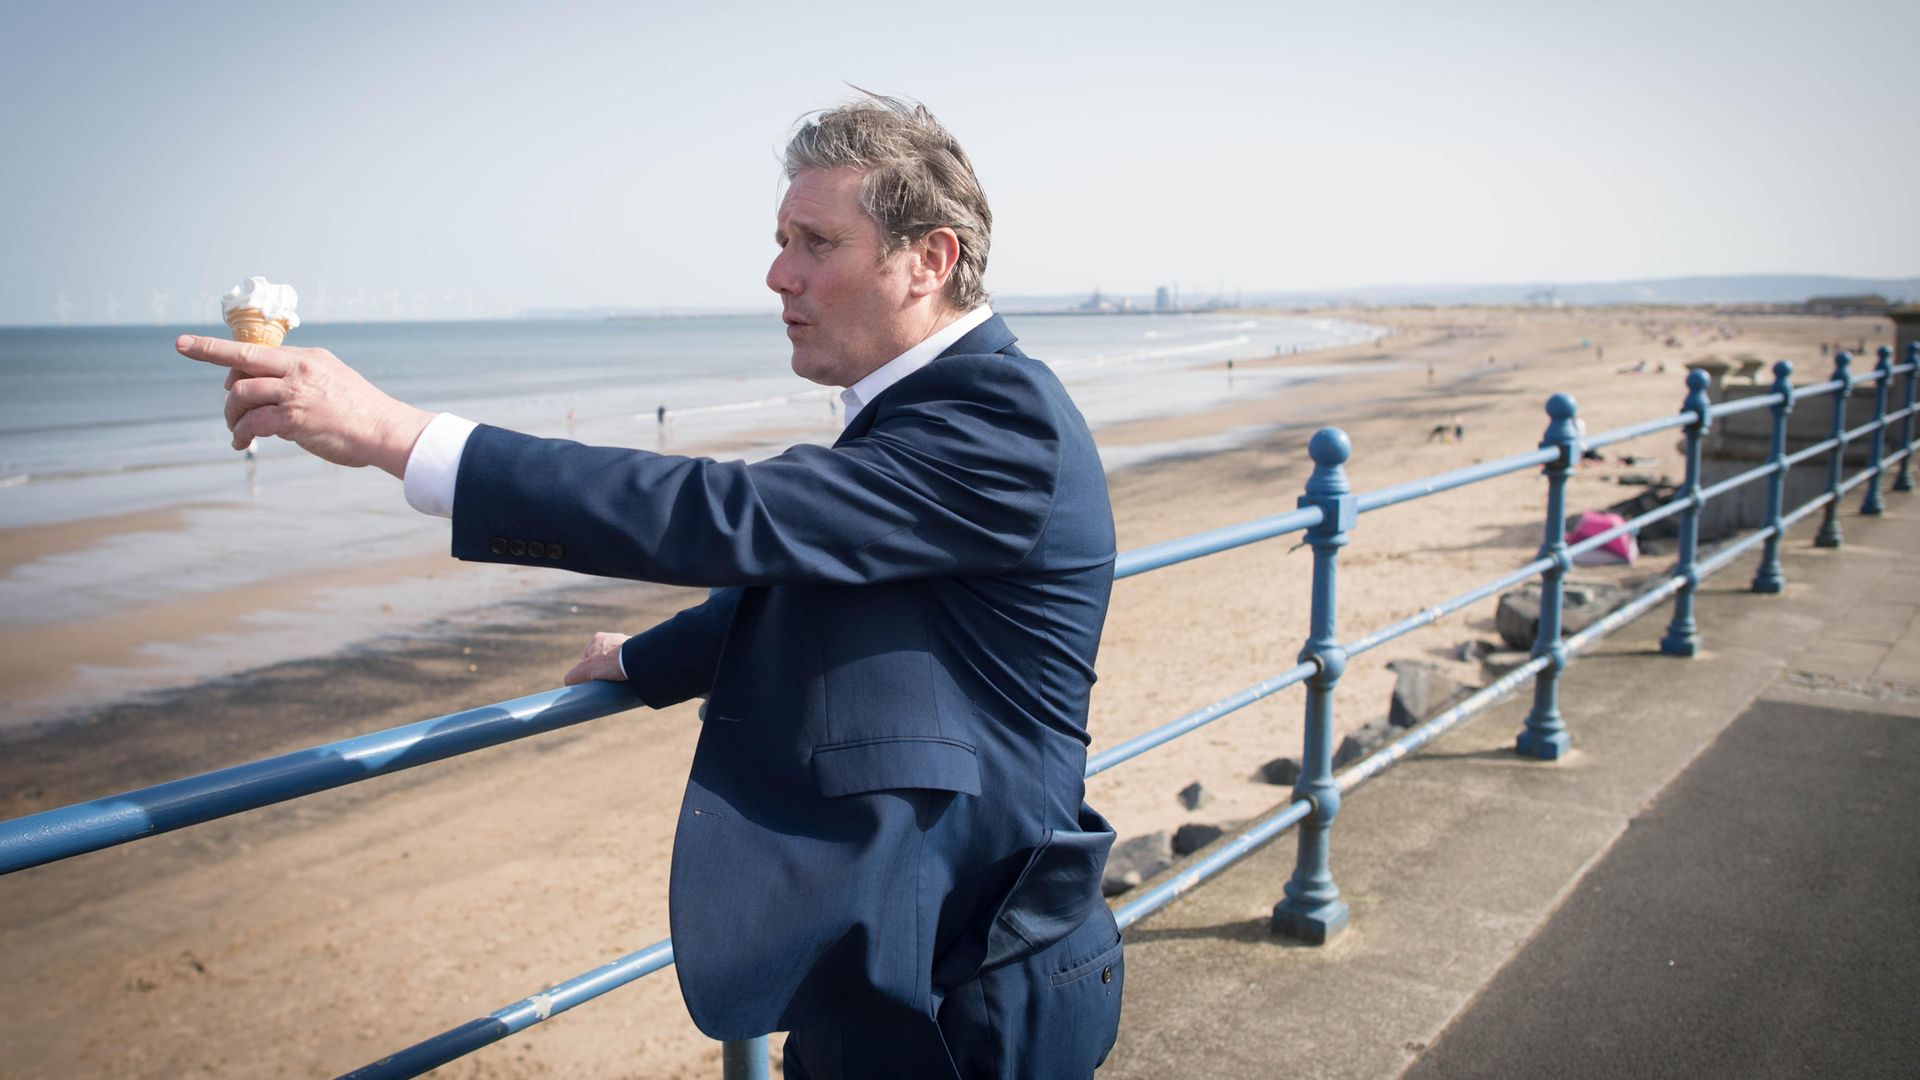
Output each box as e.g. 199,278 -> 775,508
3,0 -> 1915,326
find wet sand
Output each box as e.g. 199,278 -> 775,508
0,306 -> 1894,1077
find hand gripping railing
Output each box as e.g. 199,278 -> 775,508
5,342 -> 1917,1078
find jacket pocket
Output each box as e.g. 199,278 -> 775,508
809,735 -> 981,798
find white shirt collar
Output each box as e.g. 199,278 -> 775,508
840,305 -> 994,427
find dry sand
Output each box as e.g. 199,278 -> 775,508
0,306 -> 1895,1077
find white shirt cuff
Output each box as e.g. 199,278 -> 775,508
616,647 -> 628,679
402,413 -> 479,519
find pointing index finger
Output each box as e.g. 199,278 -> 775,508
175,334 -> 292,378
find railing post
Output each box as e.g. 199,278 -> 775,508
1660,370 -> 1713,657
1862,346 -> 1893,515
1516,393 -> 1579,760
1895,342 -> 1918,494
1271,428 -> 1354,945
1752,361 -> 1795,594
721,1036 -> 770,1080
1815,351 -> 1853,548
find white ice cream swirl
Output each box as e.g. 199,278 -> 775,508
221,276 -> 301,328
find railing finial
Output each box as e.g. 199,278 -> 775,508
1816,352 -> 1854,547
1752,360 -> 1796,594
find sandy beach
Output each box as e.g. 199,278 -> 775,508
0,305 -> 1896,1078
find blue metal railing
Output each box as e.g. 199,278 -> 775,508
4,343 -> 1915,1077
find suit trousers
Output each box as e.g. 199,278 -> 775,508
784,906 -> 1124,1080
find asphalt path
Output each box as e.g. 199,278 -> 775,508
1406,696 -> 1920,1080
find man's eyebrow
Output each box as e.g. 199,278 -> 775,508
778,219 -> 827,245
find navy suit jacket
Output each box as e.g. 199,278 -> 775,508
449,316 -> 1118,1043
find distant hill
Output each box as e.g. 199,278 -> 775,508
995,275 -> 1920,312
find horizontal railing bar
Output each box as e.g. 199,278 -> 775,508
1354,446 -> 1559,514
1696,525 -> 1778,579
340,938 -> 675,1080
1707,393 -> 1783,419
0,681 -> 643,876
1344,555 -> 1552,658
1700,460 -> 1780,504
1783,438 -> 1840,468
1583,412 -> 1693,451
1084,662 -> 1317,778
1781,490 -> 1834,529
1112,797 -> 1314,931
1613,490 -> 1694,535
1796,378 -> 1845,400
1563,491 -> 1697,561
1113,507 -> 1322,579
1336,654 -> 1550,793
1562,574 -> 1686,654
1843,419 -> 1881,442
1839,468 -> 1874,495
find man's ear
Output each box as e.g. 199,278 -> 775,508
906,228 -> 961,299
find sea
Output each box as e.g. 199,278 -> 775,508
0,311 -> 1385,723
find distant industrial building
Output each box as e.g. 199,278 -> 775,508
1155,286 -> 1172,312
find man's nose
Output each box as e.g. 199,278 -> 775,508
766,248 -> 798,296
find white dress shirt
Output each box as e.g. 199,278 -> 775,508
401,304 -> 993,518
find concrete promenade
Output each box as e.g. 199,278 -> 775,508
1101,500 -> 1919,1079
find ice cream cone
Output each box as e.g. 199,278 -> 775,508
225,310 -> 290,346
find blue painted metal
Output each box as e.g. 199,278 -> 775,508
1660,371 -> 1713,657
1862,346 -> 1894,515
0,680 -> 642,876
1113,506 -> 1321,579
1354,445 -> 1557,513
1587,486 -> 1694,540
722,1037 -> 772,1080
1083,662 -> 1317,778
1706,392 -> 1781,419
1563,573 -> 1687,653
1342,555 -> 1552,658
18,353 -> 1920,1079
1700,460 -> 1780,505
1896,344 -> 1918,493
1517,393 -> 1580,759
1113,798 -> 1315,932
1815,352 -> 1854,547
1782,489 -> 1836,529
1580,411 -> 1692,451
1753,361 -> 1796,593
1270,428 -> 1354,945
1784,437 -> 1840,469
340,937 -> 674,1079
1698,519 -> 1789,578
1346,654 -> 1549,790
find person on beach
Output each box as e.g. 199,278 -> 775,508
177,96 -> 1122,1080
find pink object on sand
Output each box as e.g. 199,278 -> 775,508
1566,511 -> 1637,566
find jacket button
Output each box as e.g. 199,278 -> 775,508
490,537 -> 508,555
1101,965 -> 1112,984
527,541 -> 546,557
547,544 -> 565,559
509,539 -> 526,556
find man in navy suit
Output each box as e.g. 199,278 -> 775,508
180,96 -> 1121,1078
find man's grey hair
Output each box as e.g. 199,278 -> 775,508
784,94 -> 992,311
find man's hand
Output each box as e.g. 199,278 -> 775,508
175,335 -> 434,478
565,632 -> 630,686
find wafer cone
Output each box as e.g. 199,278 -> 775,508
225,310 -> 290,346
